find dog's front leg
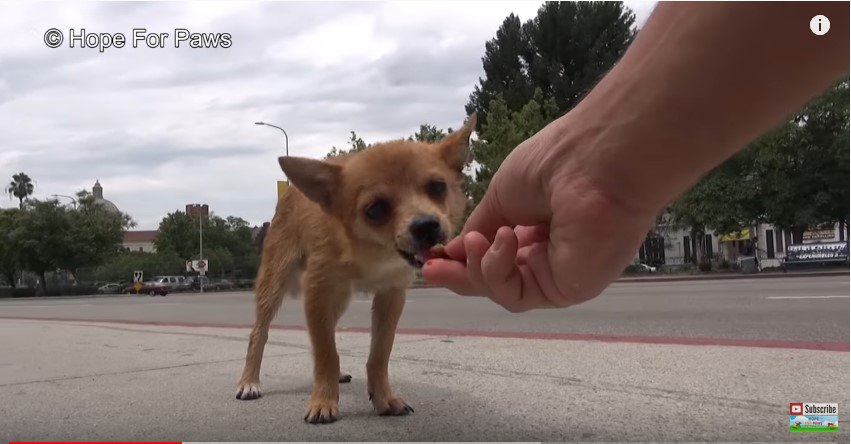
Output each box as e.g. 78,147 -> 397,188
303,275 -> 350,424
367,287 -> 413,416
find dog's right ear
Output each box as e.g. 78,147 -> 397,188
278,156 -> 342,209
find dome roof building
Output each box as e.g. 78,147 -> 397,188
92,180 -> 120,214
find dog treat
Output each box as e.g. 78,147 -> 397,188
428,244 -> 449,260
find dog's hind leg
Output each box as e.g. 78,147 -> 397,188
236,246 -> 300,401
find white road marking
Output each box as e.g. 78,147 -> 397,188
765,295 -> 848,300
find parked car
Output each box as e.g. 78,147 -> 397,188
189,275 -> 210,291
97,283 -> 124,294
124,281 -> 169,296
212,279 -> 234,291
174,276 -> 193,292
148,275 -> 193,292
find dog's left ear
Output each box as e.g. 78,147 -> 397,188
435,113 -> 476,172
278,156 -> 341,209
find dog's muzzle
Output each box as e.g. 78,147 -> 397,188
397,214 -> 447,268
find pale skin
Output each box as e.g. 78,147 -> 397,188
422,2 -> 849,312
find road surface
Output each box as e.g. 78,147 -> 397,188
0,275 -> 847,441
1,275 -> 848,345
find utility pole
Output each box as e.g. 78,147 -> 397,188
187,204 -> 209,293
199,209 -> 204,293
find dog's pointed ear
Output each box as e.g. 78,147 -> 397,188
278,156 -> 341,209
436,113 -> 476,172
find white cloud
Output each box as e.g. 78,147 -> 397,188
0,1 -> 656,229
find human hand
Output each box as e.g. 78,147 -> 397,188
422,117 -> 660,312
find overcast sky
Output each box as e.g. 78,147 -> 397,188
0,1 -> 657,230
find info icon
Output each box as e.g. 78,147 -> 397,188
810,15 -> 830,36
790,403 -> 804,415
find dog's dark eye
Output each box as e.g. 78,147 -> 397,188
425,180 -> 446,200
364,198 -> 391,223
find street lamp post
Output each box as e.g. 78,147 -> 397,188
254,121 -> 289,158
51,194 -> 77,208
187,204 -> 209,293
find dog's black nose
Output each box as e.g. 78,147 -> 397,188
409,214 -> 443,247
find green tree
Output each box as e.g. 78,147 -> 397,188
0,208 -> 21,287
466,14 -> 533,134
60,190 -> 135,280
521,2 -> 637,112
669,78 -> 850,251
326,131 -> 371,158
326,123 -> 457,159
154,210 -> 258,279
469,88 -> 559,205
84,250 -> 184,284
6,172 -> 35,209
154,211 -> 197,259
752,77 -> 849,236
668,148 -> 761,263
466,2 -> 637,132
15,200 -> 70,295
409,124 -> 450,143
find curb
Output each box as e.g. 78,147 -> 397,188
614,270 -> 848,283
0,289 -> 253,301
410,270 -> 848,288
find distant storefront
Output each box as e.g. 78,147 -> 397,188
635,221 -> 848,267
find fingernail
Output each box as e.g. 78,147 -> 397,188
491,233 -> 503,253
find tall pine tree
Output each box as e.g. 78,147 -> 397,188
466,2 -> 636,130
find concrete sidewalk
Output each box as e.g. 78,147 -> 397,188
1,318 -> 848,442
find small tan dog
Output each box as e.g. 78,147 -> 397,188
236,114 -> 475,424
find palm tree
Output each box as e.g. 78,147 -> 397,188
7,173 -> 34,209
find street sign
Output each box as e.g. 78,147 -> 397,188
133,282 -> 143,292
277,180 -> 289,200
193,260 -> 208,272
133,270 -> 143,283
189,259 -> 209,273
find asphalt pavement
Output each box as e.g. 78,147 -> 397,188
2,275 -> 848,343
0,275 -> 848,441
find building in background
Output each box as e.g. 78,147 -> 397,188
122,230 -> 158,252
635,217 -> 848,269
88,180 -> 158,252
186,203 -> 210,218
91,180 -> 120,214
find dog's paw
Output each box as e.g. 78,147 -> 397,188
235,381 -> 262,400
304,398 -> 339,424
370,394 -> 414,416
339,373 -> 352,383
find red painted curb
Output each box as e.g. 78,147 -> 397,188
1,316 -> 847,352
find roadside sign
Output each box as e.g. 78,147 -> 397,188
190,259 -> 209,273
133,282 -> 142,292
277,180 -> 289,200
133,270 -> 143,283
